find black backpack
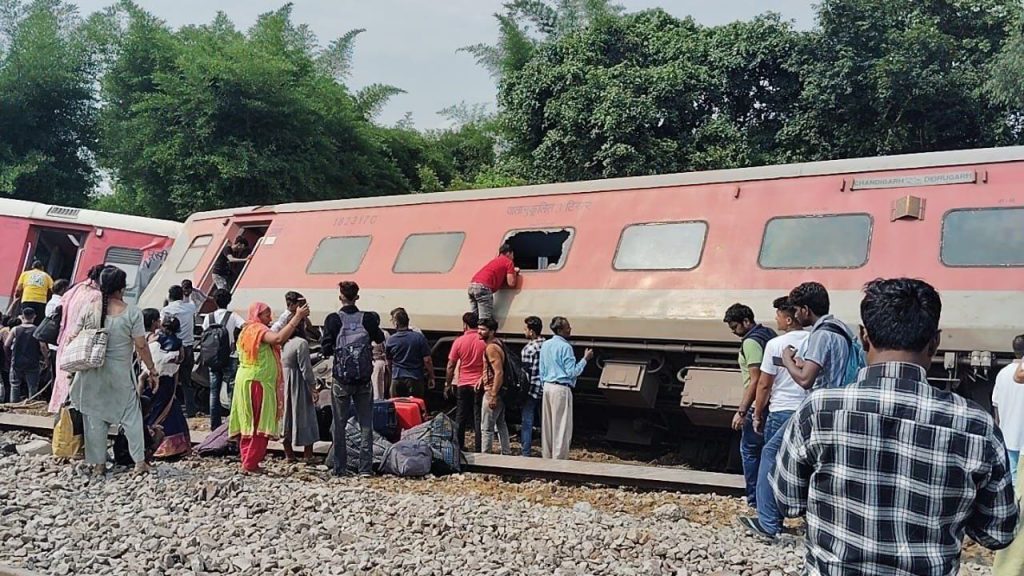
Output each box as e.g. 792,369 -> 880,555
199,310 -> 232,370
495,342 -> 530,404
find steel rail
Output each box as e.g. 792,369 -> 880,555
0,412 -> 744,496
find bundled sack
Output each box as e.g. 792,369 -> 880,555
401,413 -> 464,475
380,438 -> 432,477
194,423 -> 238,457
324,416 -> 393,472
52,404 -> 84,458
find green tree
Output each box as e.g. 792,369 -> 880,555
0,0 -> 97,206
496,10 -> 806,182
780,0 -> 1023,160
92,3 -> 409,219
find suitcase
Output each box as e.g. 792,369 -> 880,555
349,400 -> 398,441
392,397 -> 425,431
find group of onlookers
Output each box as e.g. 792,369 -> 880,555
23,240 -> 1024,574
726,279 -> 1024,575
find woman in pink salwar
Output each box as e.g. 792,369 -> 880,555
49,264 -> 105,412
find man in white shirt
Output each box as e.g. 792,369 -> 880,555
739,296 -> 809,540
162,285 -> 198,417
270,291 -> 304,332
201,289 -> 246,429
181,279 -> 208,310
44,279 -> 69,388
993,334 -> 1024,486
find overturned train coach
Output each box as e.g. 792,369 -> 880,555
0,198 -> 181,310
139,146 -> 1024,463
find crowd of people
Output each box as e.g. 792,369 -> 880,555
8,241 -> 1024,574
723,278 -> 1024,574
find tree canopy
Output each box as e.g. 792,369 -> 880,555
1,0 -> 1023,218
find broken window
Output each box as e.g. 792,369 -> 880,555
502,228 -> 574,271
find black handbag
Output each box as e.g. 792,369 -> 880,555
33,305 -> 61,346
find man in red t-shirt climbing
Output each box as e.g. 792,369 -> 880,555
468,243 -> 520,321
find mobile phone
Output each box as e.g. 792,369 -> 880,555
297,298 -> 307,306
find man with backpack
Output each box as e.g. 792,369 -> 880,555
320,281 -> 385,477
200,289 -> 246,429
478,318 -> 511,455
3,307 -> 47,402
781,281 -> 864,391
723,303 -> 777,508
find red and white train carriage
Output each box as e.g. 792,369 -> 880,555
0,198 -> 181,310
138,146 -> 1024,453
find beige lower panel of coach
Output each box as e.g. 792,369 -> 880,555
227,287 -> 1021,354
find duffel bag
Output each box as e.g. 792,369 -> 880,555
381,438 -> 432,477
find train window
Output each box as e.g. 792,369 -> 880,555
613,221 -> 707,270
941,207 -> 1024,267
759,214 -> 872,269
393,232 -> 465,273
307,236 -> 372,274
176,235 -> 212,273
502,228 -> 574,271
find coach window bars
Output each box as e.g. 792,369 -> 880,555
502,228 -> 575,271
393,232 -> 466,273
613,221 -> 708,270
307,236 -> 372,274
759,214 -> 872,269
941,207 -> 1024,267
175,235 -> 212,273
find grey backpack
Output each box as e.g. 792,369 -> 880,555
381,438 -> 432,477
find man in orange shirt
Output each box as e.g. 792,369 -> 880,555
468,244 -> 519,320
445,312 -> 487,451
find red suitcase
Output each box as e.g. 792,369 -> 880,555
391,397 -> 425,430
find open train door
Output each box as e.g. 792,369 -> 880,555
191,219 -> 272,314
6,224 -> 87,314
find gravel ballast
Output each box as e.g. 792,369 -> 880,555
0,432 -> 995,575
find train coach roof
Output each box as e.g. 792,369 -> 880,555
0,198 -> 182,237
188,145 -> 1024,221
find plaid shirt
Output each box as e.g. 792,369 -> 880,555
521,338 -> 545,399
771,361 -> 1018,576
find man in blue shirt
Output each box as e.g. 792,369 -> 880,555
539,316 -> 593,460
385,308 -> 434,398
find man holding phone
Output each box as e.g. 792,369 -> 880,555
271,292 -> 306,332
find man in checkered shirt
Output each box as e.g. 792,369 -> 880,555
519,316 -> 545,457
771,278 -> 1018,575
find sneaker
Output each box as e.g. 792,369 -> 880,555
332,469 -> 354,478
737,516 -> 778,542
358,471 -> 373,478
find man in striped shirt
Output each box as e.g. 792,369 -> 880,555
771,278 -> 1017,575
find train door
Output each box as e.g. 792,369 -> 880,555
9,225 -> 87,298
194,222 -> 270,313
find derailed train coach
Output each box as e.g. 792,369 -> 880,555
0,198 -> 181,309
138,146 -> 1024,461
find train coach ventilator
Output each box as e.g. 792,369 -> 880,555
680,368 -> 744,429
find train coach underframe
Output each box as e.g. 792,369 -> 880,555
413,331 -> 1015,470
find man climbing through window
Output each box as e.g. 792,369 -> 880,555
468,243 -> 519,321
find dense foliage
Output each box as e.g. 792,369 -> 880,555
2,0 -> 1023,219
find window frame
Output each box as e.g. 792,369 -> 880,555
392,231 -> 466,274
757,213 -> 874,270
500,226 -> 576,273
305,235 -> 373,275
940,207 -> 1024,268
612,220 -> 709,272
175,234 -> 213,273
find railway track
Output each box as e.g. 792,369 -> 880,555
0,411 -> 744,496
